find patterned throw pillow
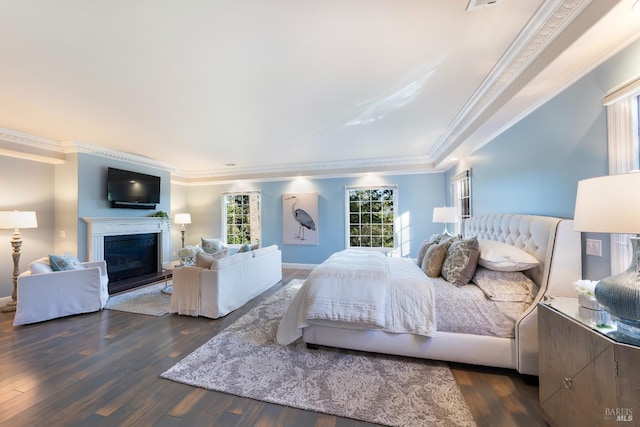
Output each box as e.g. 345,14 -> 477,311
201,238 -> 227,254
441,237 -> 480,286
49,253 -> 85,271
421,242 -> 448,278
195,249 -> 229,269
416,240 -> 433,266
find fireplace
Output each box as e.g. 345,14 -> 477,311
83,217 -> 171,294
105,233 -> 158,280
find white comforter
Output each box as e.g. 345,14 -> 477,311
277,252 -> 437,345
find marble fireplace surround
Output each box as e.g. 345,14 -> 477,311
82,217 -> 171,269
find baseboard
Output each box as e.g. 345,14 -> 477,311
0,296 -> 11,306
282,262 -> 317,270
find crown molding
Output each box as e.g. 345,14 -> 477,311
428,0 -> 591,159
0,127 -> 63,152
0,127 -> 176,171
0,126 -> 438,181
68,140 -> 176,171
174,155 -> 438,185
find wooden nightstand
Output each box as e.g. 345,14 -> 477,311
538,298 -> 640,426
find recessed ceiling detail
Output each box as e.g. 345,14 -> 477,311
430,0 -> 591,162
0,1 -> 637,181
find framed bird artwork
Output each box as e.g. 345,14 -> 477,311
283,193 -> 318,245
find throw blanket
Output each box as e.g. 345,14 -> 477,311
277,253 -> 437,345
305,250 -> 389,328
170,266 -> 201,316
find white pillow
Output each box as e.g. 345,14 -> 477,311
477,240 -> 540,272
29,257 -> 54,274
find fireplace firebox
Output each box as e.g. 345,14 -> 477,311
104,233 -> 159,294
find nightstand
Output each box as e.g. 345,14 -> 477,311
538,298 -> 640,426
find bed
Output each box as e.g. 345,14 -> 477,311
277,214 -> 582,375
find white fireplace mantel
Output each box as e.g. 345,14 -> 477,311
82,217 -> 171,265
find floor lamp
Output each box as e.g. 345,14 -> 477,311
0,210 -> 38,312
174,213 -> 191,248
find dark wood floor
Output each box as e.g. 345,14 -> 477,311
0,268 -> 547,426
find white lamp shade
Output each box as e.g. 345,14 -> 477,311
0,211 -> 38,229
574,171 -> 640,233
432,207 -> 458,224
174,213 -> 192,225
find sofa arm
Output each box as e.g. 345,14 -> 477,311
83,260 -> 107,276
14,267 -> 104,326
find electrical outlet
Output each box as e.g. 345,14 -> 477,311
60,230 -> 66,238
586,239 -> 602,257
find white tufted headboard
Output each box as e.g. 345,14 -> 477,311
463,214 -> 581,296
462,214 -> 582,374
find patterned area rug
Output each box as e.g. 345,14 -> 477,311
161,280 -> 476,427
105,282 -> 171,316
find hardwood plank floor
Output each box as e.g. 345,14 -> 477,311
0,268 -> 547,426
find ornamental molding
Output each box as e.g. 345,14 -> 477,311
181,155 -> 435,181
429,0 -> 591,159
0,127 -> 62,152
0,127 -> 175,171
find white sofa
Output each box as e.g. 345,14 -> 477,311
14,260 -> 109,326
170,244 -> 282,319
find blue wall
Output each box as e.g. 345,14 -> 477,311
186,173 -> 446,265
76,153 -> 171,260
446,38 -> 640,280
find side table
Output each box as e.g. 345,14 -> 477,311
538,297 -> 640,426
161,261 -> 183,295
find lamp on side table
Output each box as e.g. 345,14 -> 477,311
432,206 -> 458,236
574,171 -> 640,340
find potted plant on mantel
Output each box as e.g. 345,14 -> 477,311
148,211 -> 170,231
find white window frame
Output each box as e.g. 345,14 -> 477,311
604,77 -> 640,274
451,170 -> 471,235
345,185 -> 398,252
221,191 -> 262,247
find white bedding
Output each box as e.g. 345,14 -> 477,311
304,250 -> 389,328
277,252 -> 437,345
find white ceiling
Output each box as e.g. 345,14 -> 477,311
0,0 -> 639,182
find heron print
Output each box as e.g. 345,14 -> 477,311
283,193 -> 318,245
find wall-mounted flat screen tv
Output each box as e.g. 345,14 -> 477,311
107,167 -> 161,209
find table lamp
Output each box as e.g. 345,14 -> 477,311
432,206 -> 458,236
574,171 -> 640,338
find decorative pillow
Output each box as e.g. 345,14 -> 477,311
237,243 -> 251,253
252,244 -> 278,257
29,257 -> 54,274
200,238 -> 227,254
237,242 -> 261,253
49,253 -> 85,271
196,247 -> 230,268
421,242 -> 448,278
416,240 -> 433,266
441,237 -> 480,286
472,267 -> 538,303
477,240 -> 540,272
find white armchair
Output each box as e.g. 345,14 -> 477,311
13,259 -> 109,326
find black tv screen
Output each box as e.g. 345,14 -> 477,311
107,167 -> 161,206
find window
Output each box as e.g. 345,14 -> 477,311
222,191 -> 261,245
451,170 -> 471,234
345,186 -> 397,250
604,77 -> 640,274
